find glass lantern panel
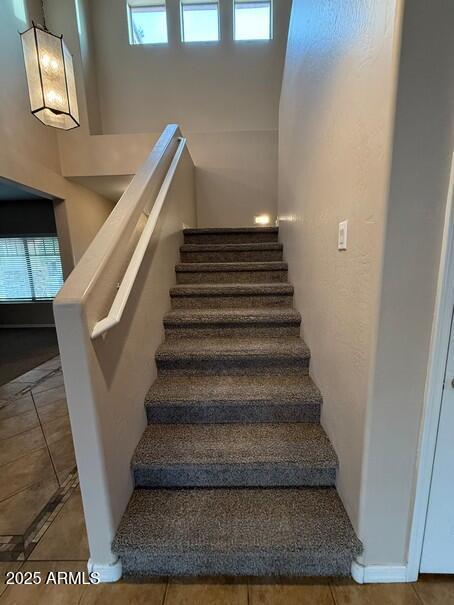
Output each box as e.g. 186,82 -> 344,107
21,28 -> 44,112
62,41 -> 79,124
36,28 -> 69,114
35,108 -> 76,130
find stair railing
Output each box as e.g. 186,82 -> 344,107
53,124 -> 196,580
91,136 -> 187,339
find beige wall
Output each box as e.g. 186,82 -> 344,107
359,0 -> 454,566
90,0 -> 291,135
278,0 -> 402,530
279,0 -> 454,569
0,0 -> 114,270
58,0 -> 292,227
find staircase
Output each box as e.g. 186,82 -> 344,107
112,227 -> 361,577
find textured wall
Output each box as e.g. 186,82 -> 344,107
359,0 -> 454,566
278,0 -> 402,530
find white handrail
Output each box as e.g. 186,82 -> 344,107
91,137 -> 187,339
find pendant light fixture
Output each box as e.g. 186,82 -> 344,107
20,1 -> 80,130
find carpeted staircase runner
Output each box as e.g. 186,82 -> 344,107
113,226 -> 362,577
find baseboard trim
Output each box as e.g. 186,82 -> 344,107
87,558 -> 122,583
351,561 -> 408,584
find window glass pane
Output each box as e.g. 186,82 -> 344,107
0,236 -> 64,302
234,1 -> 271,41
181,2 -> 219,42
27,237 -> 64,299
0,239 -> 32,301
130,6 -> 168,44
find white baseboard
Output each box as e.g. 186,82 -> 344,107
351,560 -> 409,584
87,558 -> 122,583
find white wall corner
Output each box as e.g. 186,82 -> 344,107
351,560 -> 409,584
87,557 -> 122,583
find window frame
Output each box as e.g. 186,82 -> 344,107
233,0 -> 273,42
0,234 -> 64,303
180,1 -> 220,44
127,2 -> 169,46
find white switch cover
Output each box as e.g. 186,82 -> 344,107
338,220 -> 348,250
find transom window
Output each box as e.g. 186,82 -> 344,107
234,0 -> 272,41
0,236 -> 64,302
128,1 -> 168,45
180,1 -> 220,43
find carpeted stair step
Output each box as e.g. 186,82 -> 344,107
132,423 -> 337,488
163,307 -> 301,338
145,374 -> 322,424
180,242 -> 283,263
183,227 -> 278,245
176,261 -> 288,284
155,337 -> 310,375
170,283 -> 294,309
112,487 -> 362,577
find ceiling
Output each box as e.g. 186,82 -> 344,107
68,175 -> 133,202
0,180 -> 50,201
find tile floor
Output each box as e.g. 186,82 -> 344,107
0,356 -> 77,560
0,359 -> 453,603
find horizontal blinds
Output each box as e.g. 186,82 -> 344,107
0,236 -> 64,301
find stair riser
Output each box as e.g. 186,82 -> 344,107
164,323 -> 301,338
156,358 -> 310,376
176,270 -> 288,284
184,233 -> 278,245
133,465 -> 336,488
145,402 -> 321,424
120,554 -> 354,578
181,250 -> 283,263
171,294 -> 294,309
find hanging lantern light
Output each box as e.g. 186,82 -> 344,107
20,22 -> 80,130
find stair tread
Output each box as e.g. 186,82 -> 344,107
164,307 -> 301,325
133,423 -> 337,468
181,243 -> 283,251
146,373 -> 321,405
176,261 -> 287,272
156,337 -> 310,359
112,487 -> 362,574
170,283 -> 294,296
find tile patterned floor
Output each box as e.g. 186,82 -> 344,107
0,356 -> 77,561
0,358 -> 453,603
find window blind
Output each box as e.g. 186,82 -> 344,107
0,236 -> 64,302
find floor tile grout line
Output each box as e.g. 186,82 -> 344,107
0,422 -> 39,443
0,472 -> 78,563
29,390 -> 61,487
0,474 -> 55,507
23,481 -> 80,562
328,580 -> 340,605
161,578 -> 170,605
411,582 -> 427,605
0,463 -> 56,505
0,443 -> 49,471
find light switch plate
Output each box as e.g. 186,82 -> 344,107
338,220 -> 348,250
